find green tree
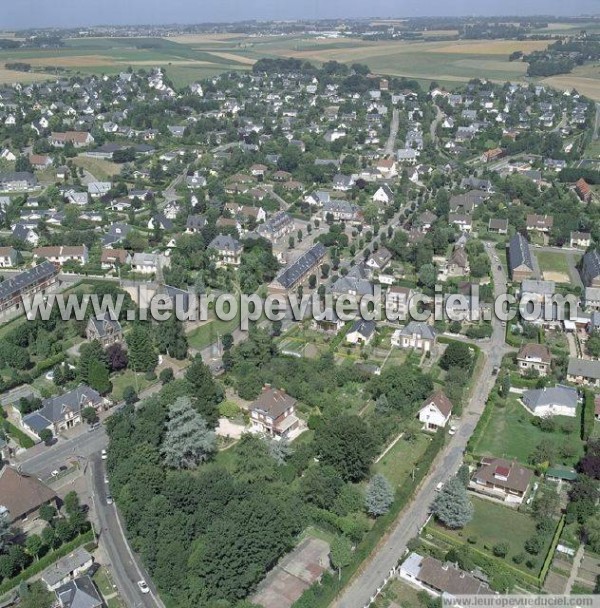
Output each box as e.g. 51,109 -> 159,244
161,397 -> 217,469
431,477 -> 474,529
365,473 -> 394,516
418,263 -> 437,289
88,359 -> 112,395
155,317 -> 188,360
185,356 -> 221,427
18,581 -> 54,608
25,534 -> 43,561
440,341 -> 472,371
126,324 -> 158,372
81,406 -> 99,425
315,415 -> 377,482
299,464 -> 344,509
330,535 -> 353,579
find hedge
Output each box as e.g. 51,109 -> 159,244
292,430 -> 446,607
581,389 -> 595,441
0,530 -> 95,597
426,525 -> 541,589
3,421 -> 35,449
539,517 -> 565,585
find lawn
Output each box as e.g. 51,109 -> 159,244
374,433 -> 431,488
187,312 -> 241,351
431,496 -> 555,576
110,369 -> 154,401
373,576 -> 429,608
537,251 -> 570,275
73,156 -> 122,181
471,394 -> 584,466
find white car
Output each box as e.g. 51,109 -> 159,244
435,482 -> 444,492
101,449 -> 108,460
448,425 -> 457,436
138,580 -> 150,594
50,470 -> 59,478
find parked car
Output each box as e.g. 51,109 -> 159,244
435,482 -> 444,492
101,449 -> 108,460
106,494 -> 113,505
138,580 -> 150,594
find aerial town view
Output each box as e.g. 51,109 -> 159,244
0,1 -> 599,607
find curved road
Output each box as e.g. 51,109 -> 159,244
333,243 -> 510,608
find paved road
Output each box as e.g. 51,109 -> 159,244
429,103 -> 444,148
384,109 -> 400,156
90,455 -> 163,608
17,426 -> 108,479
333,243 -> 510,608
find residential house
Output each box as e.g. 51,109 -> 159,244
400,552 -> 491,598
418,391 -> 453,431
29,154 -> 52,170
446,246 -> 470,277
22,385 -> 107,436
249,385 -> 299,439
366,247 -> 392,272
488,218 -> 508,234
147,213 -> 173,231
581,250 -> 600,287
321,199 -> 361,223
471,457 -> 533,503
41,548 -> 94,591
55,576 -> 103,608
0,467 -> 58,525
522,384 -> 578,418
386,286 -> 414,315
460,177 -> 493,192
102,223 -> 131,247
185,214 -> 206,234
526,214 -> 553,233
131,252 -> 167,275
208,234 -> 242,267
517,343 -> 552,376
100,248 -> 130,270
49,131 -> 94,148
0,247 -> 18,268
391,321 -> 436,353
570,231 -> 591,249
575,178 -> 592,203
508,233 -> 534,283
257,211 -> 294,243
584,286 -> 600,310
0,171 -> 37,191
567,357 -> 600,387
268,243 -> 326,295
0,261 -> 58,320
12,223 -> 39,245
87,181 -> 111,198
331,263 -> 374,298
448,213 -> 472,233
373,185 -> 394,206
311,308 -> 345,334
346,319 -> 376,345
86,314 -> 123,347
33,245 -> 88,266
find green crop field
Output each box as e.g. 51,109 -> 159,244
0,34 -> 560,91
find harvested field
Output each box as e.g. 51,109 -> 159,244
0,67 -> 52,84
25,55 -> 117,67
543,271 -> 570,283
168,33 -> 246,44
207,51 -> 256,65
432,40 -> 550,55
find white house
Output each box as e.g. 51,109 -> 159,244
418,391 -> 453,431
521,384 -> 578,418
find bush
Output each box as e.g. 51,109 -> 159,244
524,536 -> 543,555
512,552 -> 525,564
493,542 -> 509,558
218,401 -> 239,419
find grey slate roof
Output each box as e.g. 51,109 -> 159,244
508,233 -> 533,273
400,321 -> 436,341
208,234 -> 242,252
274,242 -> 327,289
349,319 -> 376,339
522,385 -> 578,414
23,385 -> 101,429
568,357 -> 600,380
0,261 -> 56,303
581,250 -> 600,287
331,263 -> 374,297
55,575 -> 103,608
42,547 -> 93,588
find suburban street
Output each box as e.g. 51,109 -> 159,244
334,243 -> 510,608
383,108 -> 400,156
89,455 -> 164,608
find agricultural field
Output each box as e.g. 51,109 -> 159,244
0,34 -> 560,92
